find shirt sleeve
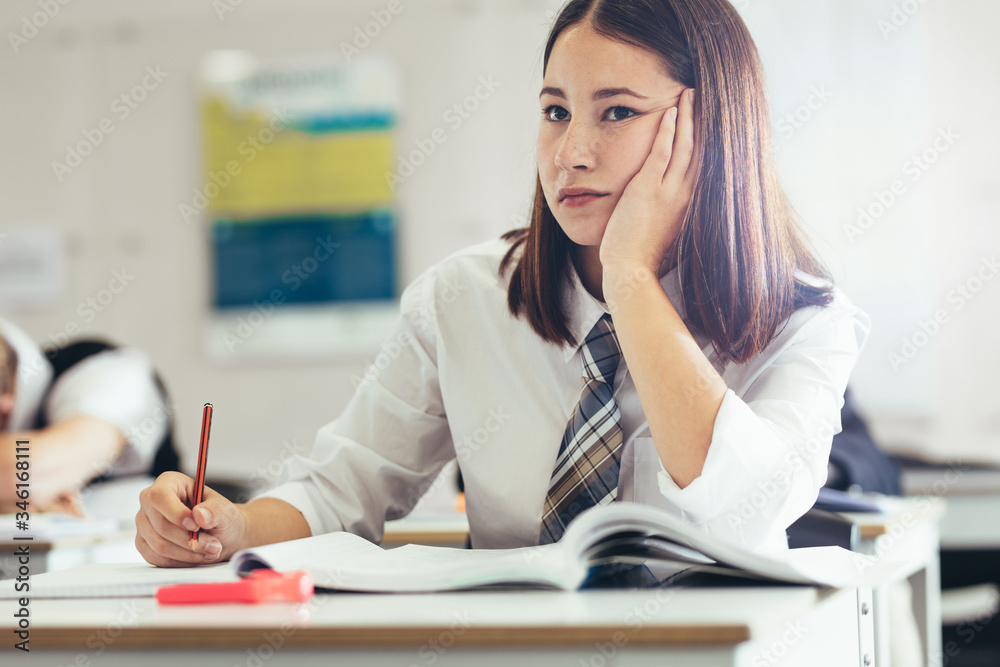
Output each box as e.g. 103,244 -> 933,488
654,297 -> 871,552
44,348 -> 167,477
256,266 -> 457,543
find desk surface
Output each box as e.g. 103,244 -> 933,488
841,495 -> 946,540
2,586 -> 837,650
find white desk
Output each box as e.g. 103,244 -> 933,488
843,497 -> 945,667
387,499 -> 944,666
0,586 -> 874,666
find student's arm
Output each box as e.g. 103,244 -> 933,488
1,415 -> 126,511
137,264 -> 458,567
135,471 -> 310,567
598,88 -> 725,489
598,89 -> 867,551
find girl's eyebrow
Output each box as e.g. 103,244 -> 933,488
539,86 -> 649,101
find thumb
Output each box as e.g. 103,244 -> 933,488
192,489 -> 235,530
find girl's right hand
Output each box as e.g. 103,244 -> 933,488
135,471 -> 250,567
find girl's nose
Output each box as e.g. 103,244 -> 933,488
554,120 -> 598,171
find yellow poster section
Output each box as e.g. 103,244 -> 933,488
202,97 -> 393,216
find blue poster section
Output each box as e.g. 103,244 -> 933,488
212,210 -> 397,309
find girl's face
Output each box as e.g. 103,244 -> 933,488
537,24 -> 687,247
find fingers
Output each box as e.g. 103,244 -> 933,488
44,492 -> 85,518
643,104 -> 679,181
135,472 -> 223,567
144,471 -> 195,527
190,490 -> 234,531
665,88 -> 697,188
135,506 -> 213,567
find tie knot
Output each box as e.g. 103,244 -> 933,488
581,314 -> 621,385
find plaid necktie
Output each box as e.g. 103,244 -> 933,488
538,314 -> 623,544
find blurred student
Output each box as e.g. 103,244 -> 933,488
0,318 -> 179,515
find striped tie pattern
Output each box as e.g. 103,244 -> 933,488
538,314 -> 623,544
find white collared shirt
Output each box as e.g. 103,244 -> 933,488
260,238 -> 870,553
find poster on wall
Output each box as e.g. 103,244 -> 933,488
197,51 -> 402,361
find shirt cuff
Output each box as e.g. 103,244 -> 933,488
655,389 -> 823,522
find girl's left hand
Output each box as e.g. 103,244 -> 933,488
598,88 -> 699,277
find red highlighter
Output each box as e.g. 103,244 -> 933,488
156,569 -> 314,604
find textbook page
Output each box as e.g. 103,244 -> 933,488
232,532 -> 584,592
0,562 -> 235,599
563,502 -> 894,588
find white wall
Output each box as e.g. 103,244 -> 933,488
1,0 -> 997,485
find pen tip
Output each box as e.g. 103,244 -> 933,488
204,402 -> 213,408
189,538 -> 198,551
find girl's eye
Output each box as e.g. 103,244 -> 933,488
541,105 -> 568,122
607,106 -> 637,121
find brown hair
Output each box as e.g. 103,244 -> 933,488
500,0 -> 832,364
0,334 -> 17,397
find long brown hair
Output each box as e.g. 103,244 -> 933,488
500,0 -> 832,364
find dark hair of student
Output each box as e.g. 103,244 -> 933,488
0,335 -> 17,397
499,0 -> 833,364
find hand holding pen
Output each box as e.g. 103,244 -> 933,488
135,401 -> 305,568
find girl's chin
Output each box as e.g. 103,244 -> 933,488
556,212 -> 608,246
556,222 -> 608,248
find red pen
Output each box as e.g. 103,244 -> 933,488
188,403 -> 213,550
156,569 -> 314,605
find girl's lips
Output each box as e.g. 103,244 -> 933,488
561,194 -> 608,208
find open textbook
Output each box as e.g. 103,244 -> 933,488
5,502 -> 893,598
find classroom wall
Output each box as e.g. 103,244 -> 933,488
1,0 -> 997,483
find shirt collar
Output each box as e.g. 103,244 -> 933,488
561,260 -> 690,363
